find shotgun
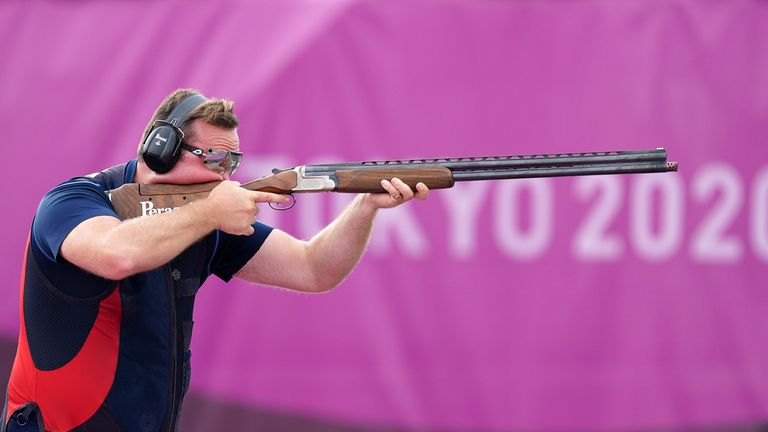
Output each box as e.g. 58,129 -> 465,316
108,148 -> 678,219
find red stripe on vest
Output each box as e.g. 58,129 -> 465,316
6,240 -> 122,431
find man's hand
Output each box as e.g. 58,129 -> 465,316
204,180 -> 291,235
363,177 -> 430,210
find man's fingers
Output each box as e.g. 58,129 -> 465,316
380,179 -> 401,199
391,178 -> 415,200
381,178 -> 425,203
414,182 -> 430,200
249,191 -> 292,204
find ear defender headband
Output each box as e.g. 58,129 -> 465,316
141,93 -> 208,173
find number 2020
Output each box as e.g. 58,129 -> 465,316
572,163 -> 768,263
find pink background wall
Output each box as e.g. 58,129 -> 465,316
1,1 -> 767,430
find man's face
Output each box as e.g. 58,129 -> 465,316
147,119 -> 241,184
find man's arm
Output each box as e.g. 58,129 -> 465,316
60,181 -> 289,280
235,178 -> 429,292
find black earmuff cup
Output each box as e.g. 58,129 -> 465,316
142,124 -> 183,174
140,93 -> 208,173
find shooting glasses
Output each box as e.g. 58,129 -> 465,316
183,143 -> 242,176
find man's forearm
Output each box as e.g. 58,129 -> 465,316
61,180 -> 275,280
62,200 -> 218,280
108,201 -> 217,272
304,194 -> 379,290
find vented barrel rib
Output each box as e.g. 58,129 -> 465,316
302,149 -> 676,180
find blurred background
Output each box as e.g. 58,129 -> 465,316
1,0 -> 767,431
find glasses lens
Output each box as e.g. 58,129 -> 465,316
229,151 -> 242,174
203,150 -> 242,175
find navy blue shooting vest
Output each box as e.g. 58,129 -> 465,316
3,163 -> 209,432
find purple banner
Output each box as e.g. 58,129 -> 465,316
1,0 -> 767,430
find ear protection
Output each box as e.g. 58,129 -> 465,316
141,93 -> 208,173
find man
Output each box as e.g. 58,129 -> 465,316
2,89 -> 429,432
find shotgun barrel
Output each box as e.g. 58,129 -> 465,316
288,148 -> 677,189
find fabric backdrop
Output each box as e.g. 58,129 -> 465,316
1,0 -> 767,431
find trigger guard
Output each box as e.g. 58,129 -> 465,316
269,193 -> 296,211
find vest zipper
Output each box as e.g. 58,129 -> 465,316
165,264 -> 178,431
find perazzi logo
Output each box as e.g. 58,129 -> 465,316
140,200 -> 179,216
153,135 -> 168,146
